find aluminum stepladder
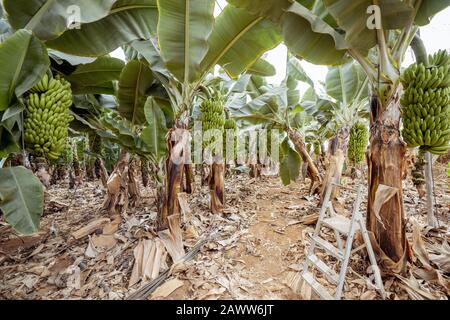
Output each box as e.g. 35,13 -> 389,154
301,180 -> 386,300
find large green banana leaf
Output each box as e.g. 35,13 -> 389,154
141,96 -> 168,160
46,0 -> 158,56
227,1 -> 347,66
286,56 -> 314,88
130,39 -> 171,78
0,123 -> 20,157
282,3 -> 348,66
118,60 -> 155,125
416,0 -> 450,26
157,0 -> 215,83
228,0 -> 337,26
0,29 -> 49,111
200,6 -> 281,79
246,59 -> 276,77
3,0 -> 117,41
227,0 -> 292,22
322,0 -> 414,55
325,62 -> 360,105
279,137 -> 301,186
66,56 -> 125,94
0,166 -> 43,234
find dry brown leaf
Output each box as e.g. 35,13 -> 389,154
372,185 -> 399,230
91,234 -> 117,251
411,221 -> 432,269
158,214 -> 185,263
150,278 -> 184,299
71,218 -> 110,240
360,290 -> 377,300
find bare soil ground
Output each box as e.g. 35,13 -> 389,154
0,164 -> 449,300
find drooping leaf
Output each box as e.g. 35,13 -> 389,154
415,0 -> 450,26
325,62 -> 359,105
286,56 -> 314,87
0,29 -> 49,111
130,38 -> 171,78
157,0 -> 215,83
246,59 -> 276,77
282,2 -> 348,65
301,86 -> 317,102
0,166 -> 44,234
118,60 -> 155,125
322,0 -> 414,55
46,0 -> 158,56
279,138 -> 301,185
3,0 -> 117,40
227,0 -> 292,23
66,56 -> 125,94
200,5 -> 281,79
0,124 -> 20,157
141,97 -> 168,159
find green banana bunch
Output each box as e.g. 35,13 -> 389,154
200,98 -> 226,153
313,141 -> 321,156
400,50 -> 450,155
348,122 -> 369,164
24,74 -> 74,161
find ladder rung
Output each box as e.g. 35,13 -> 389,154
312,236 -> 344,261
322,216 -> 359,236
307,254 -> 339,285
302,271 -> 335,300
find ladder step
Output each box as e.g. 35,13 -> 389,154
312,236 -> 344,261
307,254 -> 339,285
322,215 -> 359,236
302,271 -> 335,300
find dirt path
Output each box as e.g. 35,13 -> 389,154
225,178 -> 309,299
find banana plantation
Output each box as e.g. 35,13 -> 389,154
0,0 -> 449,301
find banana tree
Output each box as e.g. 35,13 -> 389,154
229,0 -> 450,272
228,65 -> 322,191
21,1 -> 280,228
302,61 -> 370,202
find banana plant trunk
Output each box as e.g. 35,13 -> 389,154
183,164 -> 194,194
209,156 -> 225,214
320,126 -> 350,204
157,126 -> 190,230
287,128 -> 322,192
367,88 -> 409,272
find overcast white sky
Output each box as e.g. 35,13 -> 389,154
113,2 -> 450,95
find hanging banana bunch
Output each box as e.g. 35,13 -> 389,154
347,122 -> 369,164
400,50 -> 450,155
200,97 -> 225,153
313,141 -> 321,156
24,73 -> 74,160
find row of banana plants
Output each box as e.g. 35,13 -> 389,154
1,0 -> 449,275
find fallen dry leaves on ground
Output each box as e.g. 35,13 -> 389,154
0,164 -> 448,300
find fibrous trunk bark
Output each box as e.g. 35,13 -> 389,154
157,128 -> 190,230
287,128 -> 321,193
209,158 -> 224,214
319,126 -> 350,204
367,89 -> 409,273
183,164 -> 194,194
101,151 -> 140,216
